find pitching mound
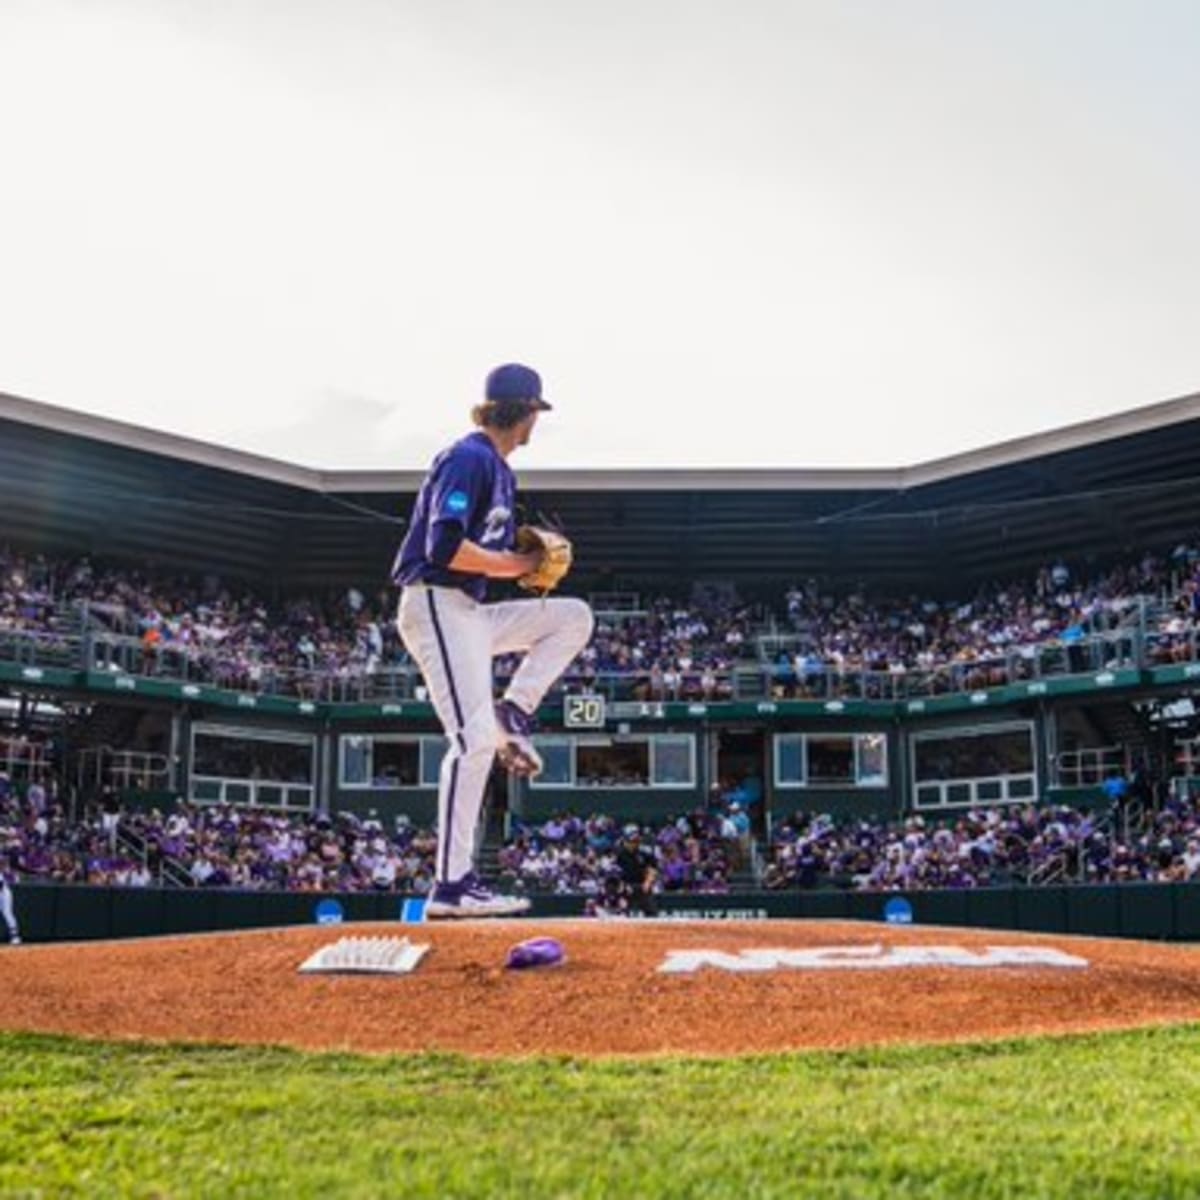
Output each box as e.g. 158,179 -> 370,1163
4,919 -> 1200,1057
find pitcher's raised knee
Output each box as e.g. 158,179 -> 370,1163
559,596 -> 595,646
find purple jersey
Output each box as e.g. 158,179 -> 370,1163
392,432 -> 516,601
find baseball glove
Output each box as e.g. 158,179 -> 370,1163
515,525 -> 573,594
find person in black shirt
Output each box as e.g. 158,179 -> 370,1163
616,826 -> 659,917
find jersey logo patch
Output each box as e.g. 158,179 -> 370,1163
444,490 -> 469,515
481,505 -> 511,546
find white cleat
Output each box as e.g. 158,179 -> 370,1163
425,876 -> 531,919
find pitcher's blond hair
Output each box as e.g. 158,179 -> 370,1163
471,398 -> 534,430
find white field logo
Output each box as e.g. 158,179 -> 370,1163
658,943 -> 1089,974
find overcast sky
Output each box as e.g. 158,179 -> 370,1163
1,0 -> 1198,472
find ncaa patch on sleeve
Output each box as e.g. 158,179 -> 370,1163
445,490 -> 469,515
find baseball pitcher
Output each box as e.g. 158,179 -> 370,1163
392,363 -> 594,918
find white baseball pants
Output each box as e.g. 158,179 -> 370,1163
0,881 -> 18,942
397,584 -> 594,884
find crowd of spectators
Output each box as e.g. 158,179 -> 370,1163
766,806 -> 1073,890
496,799 -> 752,901
1,763 -> 754,897
554,591 -> 751,702
119,803 -> 440,893
772,552 -> 1183,696
0,777 -> 440,893
0,547 -> 403,693
10,539 -> 1200,898
764,790 -> 1200,890
0,772 -> 135,885
7,542 -> 1200,702
7,764 -> 1200,894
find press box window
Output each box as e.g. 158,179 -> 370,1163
577,741 -> 649,787
530,734 -> 697,789
774,732 -> 889,788
806,736 -> 854,784
531,738 -> 574,786
913,727 -> 1034,781
652,735 -> 695,785
339,735 -> 445,789
911,723 -> 1037,810
189,724 -> 315,810
775,736 -> 804,785
193,733 -> 313,783
856,734 -> 888,785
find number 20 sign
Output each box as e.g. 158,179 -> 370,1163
563,694 -> 606,728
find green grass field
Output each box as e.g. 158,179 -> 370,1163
3,1026 -> 1200,1199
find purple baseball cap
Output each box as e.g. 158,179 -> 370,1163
505,936 -> 566,970
485,363 -> 552,410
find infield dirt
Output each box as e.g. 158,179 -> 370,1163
3,919 -> 1200,1057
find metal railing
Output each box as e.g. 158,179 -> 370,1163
0,628 -> 81,668
747,836 -> 764,888
1024,800 -> 1153,887
112,825 -> 193,889
1027,849 -> 1069,887
740,630 -> 1141,703
588,593 -> 647,618
1052,746 -> 1128,788
0,734 -> 51,781
1114,797 -> 1148,846
1,612 -> 1198,707
1145,625 -> 1200,669
76,747 -> 170,795
86,632 -> 426,703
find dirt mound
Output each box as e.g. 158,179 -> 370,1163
4,920 -> 1200,1057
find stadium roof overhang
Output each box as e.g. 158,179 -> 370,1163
3,387 -> 1200,593
5,386 -> 1200,494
